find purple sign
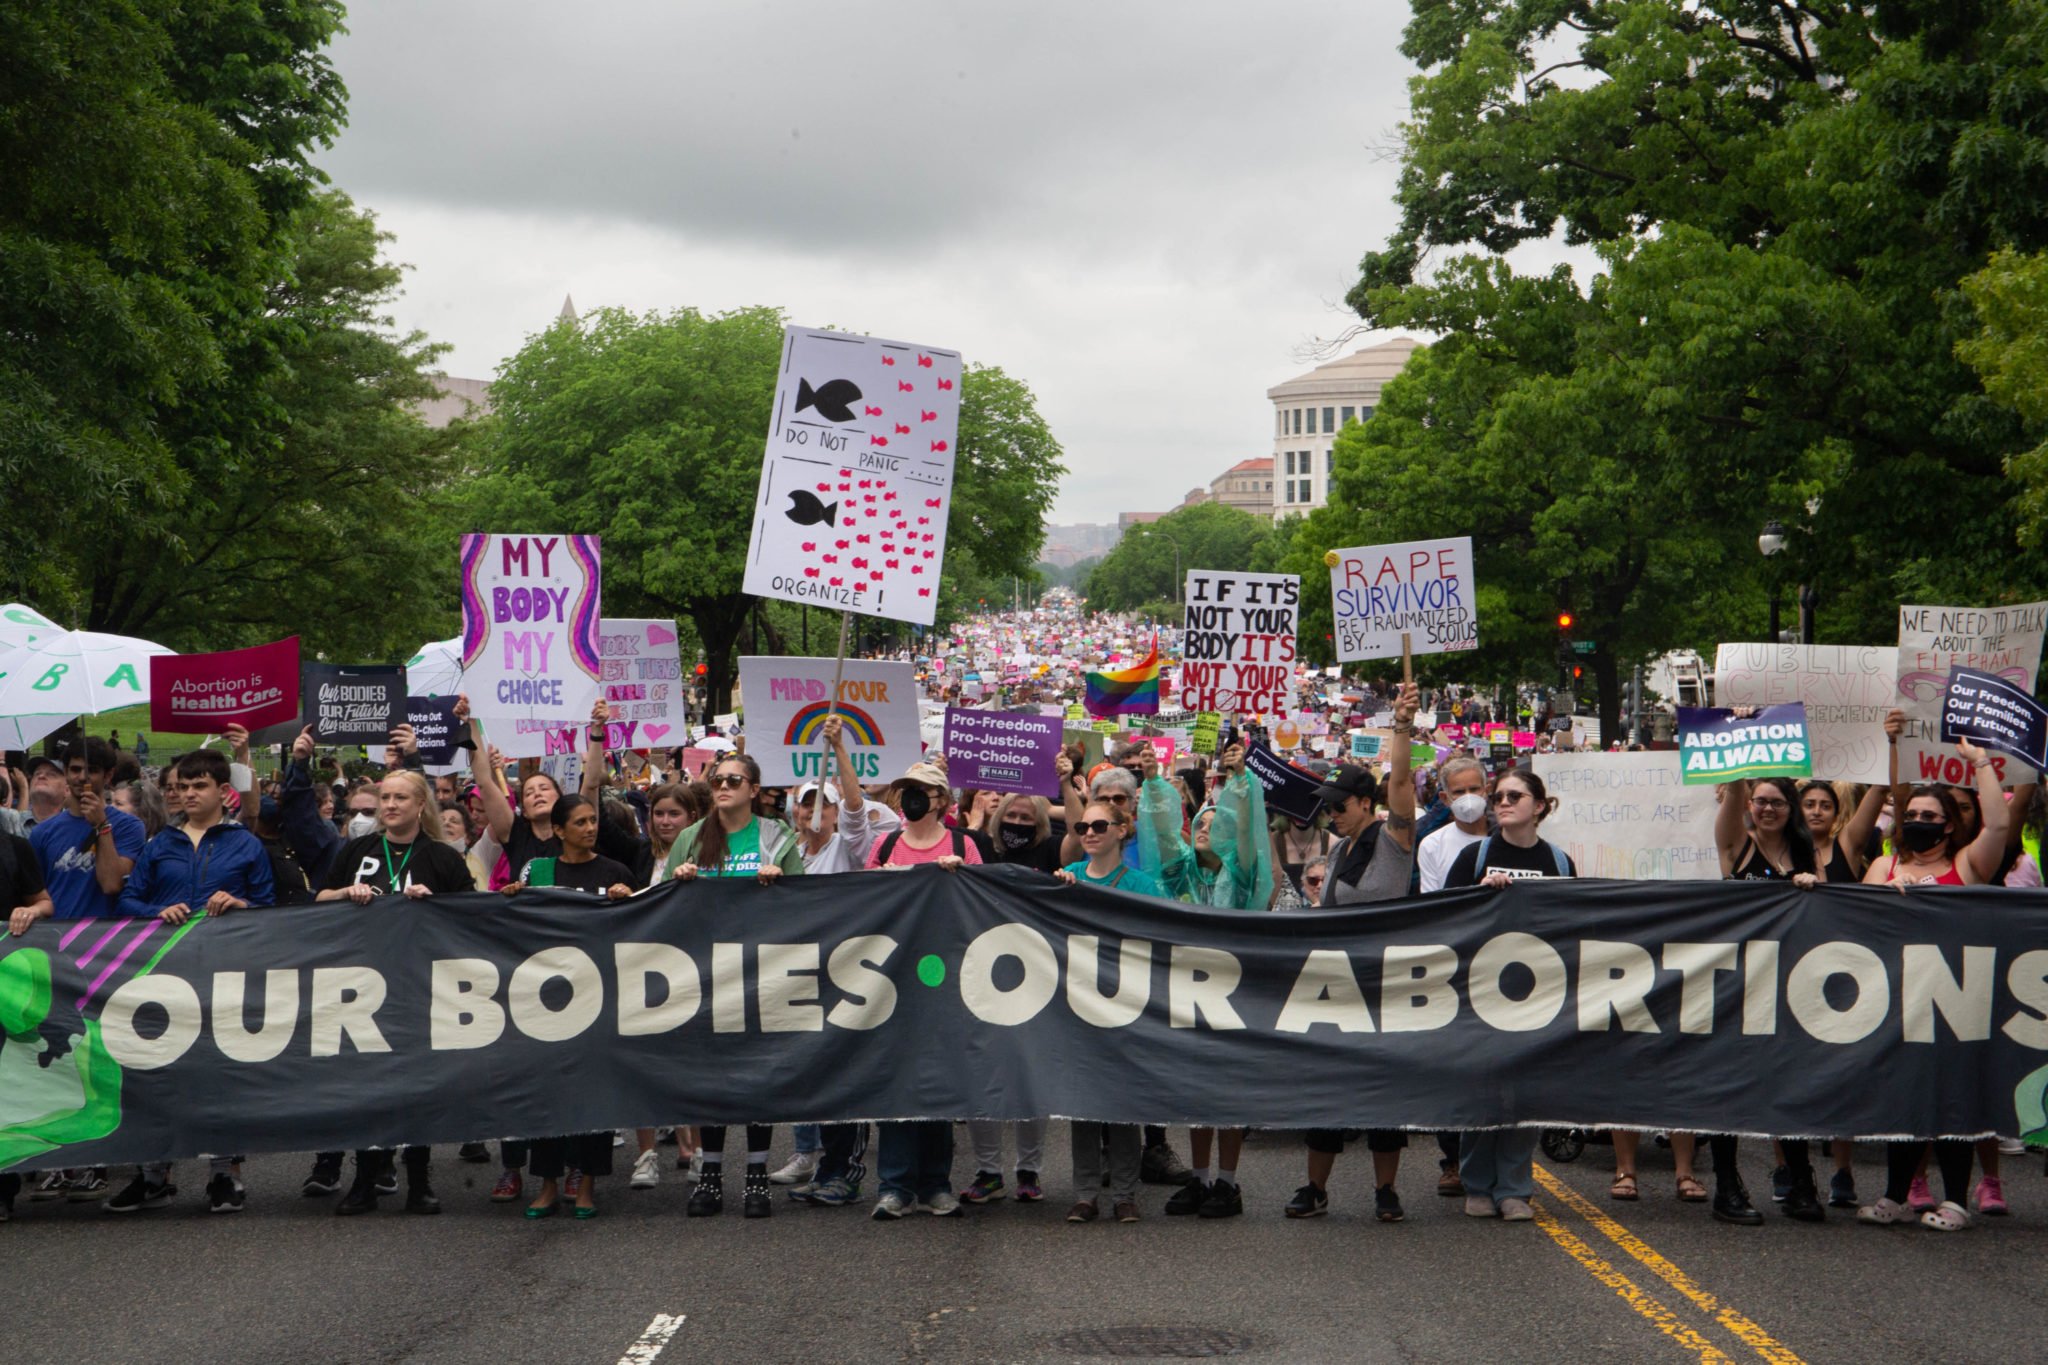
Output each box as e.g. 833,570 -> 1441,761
943,707 -> 1061,798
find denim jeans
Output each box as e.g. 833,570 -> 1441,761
1458,1130 -> 1537,1203
1071,1121 -> 1142,1204
877,1120 -> 954,1201
793,1123 -> 823,1155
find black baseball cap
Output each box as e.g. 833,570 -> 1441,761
23,754 -> 65,780
1316,764 -> 1378,808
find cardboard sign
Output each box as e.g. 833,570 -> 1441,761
735,655 -> 920,786
1533,750 -> 1720,881
304,663 -> 405,744
1327,536 -> 1477,662
1676,703 -> 1812,785
459,533 -> 602,724
1897,602 -> 2048,786
1942,666 -> 2048,770
1190,712 -> 1222,754
496,617 -> 687,758
1177,570 -> 1299,715
944,707 -> 1060,798
741,326 -> 963,627
406,696 -> 465,766
1064,703 -> 1086,722
1713,644 -> 1896,784
1242,742 -> 1325,822
148,637 -> 301,735
1064,727 -> 1107,771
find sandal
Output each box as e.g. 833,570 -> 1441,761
1610,1173 -> 1639,1201
1675,1175 -> 1708,1203
1920,1200 -> 1969,1232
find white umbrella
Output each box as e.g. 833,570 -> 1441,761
0,603 -> 63,655
404,637 -> 464,698
0,629 -> 175,748
695,735 -> 736,753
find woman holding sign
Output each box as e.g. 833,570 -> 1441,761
663,753 -> 804,1219
1135,740 -> 1274,1221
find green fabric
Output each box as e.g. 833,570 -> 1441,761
1135,770 -> 1275,911
659,815 -> 806,881
1062,860 -> 1166,899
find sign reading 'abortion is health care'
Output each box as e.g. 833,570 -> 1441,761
736,656 -> 921,786
1327,537 -> 1477,663
148,637 -> 302,735
459,534 -> 602,726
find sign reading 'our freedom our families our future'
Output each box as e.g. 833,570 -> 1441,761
1326,537 -> 1477,663
742,327 -> 963,628
459,534 -> 602,726
735,656 -> 922,786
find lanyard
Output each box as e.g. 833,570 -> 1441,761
382,836 -> 416,890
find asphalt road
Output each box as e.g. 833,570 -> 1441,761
5,1129 -> 2042,1364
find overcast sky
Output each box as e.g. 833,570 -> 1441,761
321,2 -> 1436,525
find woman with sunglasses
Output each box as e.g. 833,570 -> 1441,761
662,753 -> 805,1218
1439,769 -> 1575,1223
1131,739 -> 1273,1220
1054,799 -> 1166,1223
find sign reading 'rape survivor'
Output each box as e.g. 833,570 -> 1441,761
5,869 -> 2046,1173
1327,537 -> 1478,663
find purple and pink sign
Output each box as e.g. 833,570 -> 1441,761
459,533 -> 601,725
149,636 -> 301,734
942,707 -> 1061,798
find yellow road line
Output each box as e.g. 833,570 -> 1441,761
1534,1163 -> 1808,1365
1528,1202 -> 1738,1364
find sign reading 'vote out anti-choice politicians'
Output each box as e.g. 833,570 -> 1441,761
1326,537 -> 1477,663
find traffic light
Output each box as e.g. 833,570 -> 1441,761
1557,612 -> 1574,631
1556,610 -> 1575,689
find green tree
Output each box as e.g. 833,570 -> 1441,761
1,0 -> 349,618
478,308 -> 1063,709
1083,502 -> 1280,612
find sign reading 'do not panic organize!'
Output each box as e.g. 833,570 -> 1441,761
1326,537 -> 1477,663
459,533 -> 602,726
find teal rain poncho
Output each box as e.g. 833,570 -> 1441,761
1135,769 -> 1275,911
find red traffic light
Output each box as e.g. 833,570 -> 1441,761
1572,666 -> 1584,680
1557,612 -> 1575,631
694,663 -> 708,676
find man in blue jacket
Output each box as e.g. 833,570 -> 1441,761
107,748 -> 273,1217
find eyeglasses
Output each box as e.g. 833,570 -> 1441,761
1902,813 -> 1947,825
1302,875 -> 1326,889
709,774 -> 749,790
1491,791 -> 1528,806
1750,797 -> 1789,811
1102,792 -> 1131,806
1074,819 -> 1117,835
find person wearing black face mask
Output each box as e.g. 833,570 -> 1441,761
987,793 -> 1060,873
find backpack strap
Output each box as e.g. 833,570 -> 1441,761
951,828 -> 966,858
1474,835 -> 1493,879
1548,839 -> 1569,878
877,830 -> 902,865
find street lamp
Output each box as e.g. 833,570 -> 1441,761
1758,518 -> 1786,641
1152,527 -> 1183,606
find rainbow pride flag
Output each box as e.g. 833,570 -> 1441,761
1085,639 -> 1161,716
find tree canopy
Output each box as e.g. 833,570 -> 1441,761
1084,502 -> 1285,614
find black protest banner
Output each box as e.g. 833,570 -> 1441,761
1242,741 -> 1326,821
1941,666 -> 2048,770
6,868 -> 2046,1173
406,696 -> 465,766
303,663 -> 405,744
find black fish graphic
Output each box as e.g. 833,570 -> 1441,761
796,377 -> 862,423
785,489 -> 838,527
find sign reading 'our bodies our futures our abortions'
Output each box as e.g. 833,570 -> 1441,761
459,534 -> 602,726
1327,537 -> 1477,663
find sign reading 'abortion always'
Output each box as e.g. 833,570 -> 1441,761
4,869 -> 2046,1172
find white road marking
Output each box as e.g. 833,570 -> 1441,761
615,1313 -> 687,1365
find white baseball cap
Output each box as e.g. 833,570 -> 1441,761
794,780 -> 842,805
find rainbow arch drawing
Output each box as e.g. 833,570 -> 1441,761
784,701 -> 884,746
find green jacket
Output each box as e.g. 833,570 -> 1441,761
659,815 -> 806,881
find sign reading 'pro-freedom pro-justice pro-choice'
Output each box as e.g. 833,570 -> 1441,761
743,327 -> 962,628
1327,537 -> 1477,662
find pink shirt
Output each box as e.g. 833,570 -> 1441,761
865,828 -> 985,869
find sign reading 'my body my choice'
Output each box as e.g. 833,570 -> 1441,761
1178,570 -> 1298,717
1327,537 -> 1477,663
460,534 -> 602,726
493,619 -> 686,760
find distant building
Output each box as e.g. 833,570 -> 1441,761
1209,457 -> 1274,518
1266,336 -> 1422,514
410,294 -> 580,430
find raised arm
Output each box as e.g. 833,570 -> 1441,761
1958,739 -> 2010,882
1057,750 -> 1086,864
582,698 -> 607,800
463,694 -> 516,846
1382,681 -> 1419,851
1839,780 -> 1889,878
1715,777 -> 1752,875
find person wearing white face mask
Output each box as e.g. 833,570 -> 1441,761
1415,757 -> 1492,895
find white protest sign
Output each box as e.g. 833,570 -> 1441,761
1177,570 -> 1299,716
1327,536 -> 1477,662
1713,643 -> 1896,784
459,533 -> 602,725
1896,602 -> 2048,786
742,326 -> 962,627
1532,750 -> 1720,881
736,655 -> 921,786
494,618 -> 687,759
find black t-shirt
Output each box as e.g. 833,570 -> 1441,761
526,852 -> 633,896
990,829 -> 1062,874
504,814 -> 560,876
1444,836 -> 1575,887
323,833 -> 477,896
0,832 -> 47,910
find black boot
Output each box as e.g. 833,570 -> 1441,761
1712,1173 -> 1763,1226
743,1161 -> 773,1219
1781,1166 -> 1824,1223
687,1167 -> 724,1216
336,1157 -> 381,1216
404,1149 -> 439,1215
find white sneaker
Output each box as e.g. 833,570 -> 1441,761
630,1148 -> 661,1189
1498,1197 -> 1535,1222
923,1190 -> 962,1217
769,1151 -> 819,1185
1999,1137 -> 2027,1155
872,1191 -> 913,1219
